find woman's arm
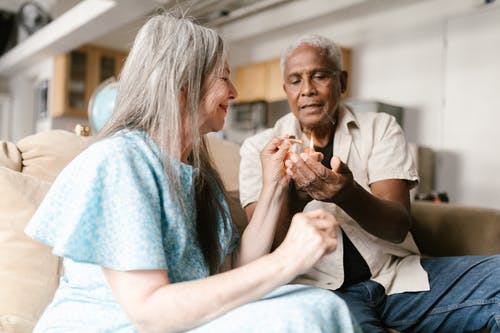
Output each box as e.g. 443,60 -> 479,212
232,137 -> 292,267
103,209 -> 338,333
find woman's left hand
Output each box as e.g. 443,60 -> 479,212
260,137 -> 291,189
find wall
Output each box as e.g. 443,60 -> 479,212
352,10 -> 500,208
442,8 -> 500,207
0,78 -> 7,92
8,75 -> 35,141
7,58 -> 53,141
228,3 -> 500,209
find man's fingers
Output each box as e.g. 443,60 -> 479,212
287,153 -> 313,182
330,156 -> 350,174
300,154 -> 332,181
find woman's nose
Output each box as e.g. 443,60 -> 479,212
229,80 -> 238,100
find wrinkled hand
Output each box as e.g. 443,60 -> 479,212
260,137 -> 292,188
274,209 -> 338,276
285,153 -> 355,203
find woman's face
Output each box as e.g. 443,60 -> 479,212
198,61 -> 238,134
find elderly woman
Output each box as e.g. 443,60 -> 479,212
25,13 -> 360,333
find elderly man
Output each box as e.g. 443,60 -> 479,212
239,34 -> 499,333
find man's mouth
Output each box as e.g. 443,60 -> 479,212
300,103 -> 323,110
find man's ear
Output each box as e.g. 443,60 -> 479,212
340,70 -> 348,94
282,83 -> 287,93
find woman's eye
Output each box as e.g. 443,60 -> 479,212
219,77 -> 229,82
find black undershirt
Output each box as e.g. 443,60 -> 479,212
314,135 -> 371,287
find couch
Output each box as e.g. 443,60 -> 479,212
1,130 -> 499,333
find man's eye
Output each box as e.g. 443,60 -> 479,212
313,74 -> 327,80
289,78 -> 301,85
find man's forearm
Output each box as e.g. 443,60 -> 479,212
332,181 -> 411,243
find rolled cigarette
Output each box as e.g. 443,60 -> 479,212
288,138 -> 304,145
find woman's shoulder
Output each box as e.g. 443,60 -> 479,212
89,130 -> 156,154
75,130 -> 161,169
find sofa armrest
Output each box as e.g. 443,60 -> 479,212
410,201 -> 500,257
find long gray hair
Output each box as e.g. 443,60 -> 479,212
280,34 -> 343,74
98,12 -> 229,274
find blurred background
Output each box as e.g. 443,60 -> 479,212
1,0 -> 499,209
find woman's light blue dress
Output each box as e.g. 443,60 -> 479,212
25,130 -> 360,333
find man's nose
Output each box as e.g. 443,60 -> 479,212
300,77 -> 316,96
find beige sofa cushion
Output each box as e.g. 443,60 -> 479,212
17,130 -> 89,182
411,201 -> 500,256
207,135 -> 241,192
0,168 -> 60,333
206,136 -> 248,233
0,141 -> 22,172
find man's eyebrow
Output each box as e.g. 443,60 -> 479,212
286,68 -> 334,77
311,68 -> 336,73
291,67 -> 333,73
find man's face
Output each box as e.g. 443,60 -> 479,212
283,44 -> 347,131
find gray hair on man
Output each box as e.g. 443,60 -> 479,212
280,34 -> 343,74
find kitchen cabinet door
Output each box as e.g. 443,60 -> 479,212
265,58 -> 286,102
52,45 -> 127,118
234,62 -> 267,103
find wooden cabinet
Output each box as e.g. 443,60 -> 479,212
234,59 -> 284,103
266,58 -> 287,102
340,47 -> 351,98
234,47 -> 351,103
234,61 -> 267,102
52,45 -> 127,118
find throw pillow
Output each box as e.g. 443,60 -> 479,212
0,141 -> 22,172
0,168 -> 59,333
17,129 -> 90,182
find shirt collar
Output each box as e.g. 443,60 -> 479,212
337,103 -> 358,133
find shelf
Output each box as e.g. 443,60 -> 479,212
0,0 -> 162,77
52,44 -> 127,118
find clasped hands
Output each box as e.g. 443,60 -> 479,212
260,135 -> 355,203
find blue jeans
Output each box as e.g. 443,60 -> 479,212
334,255 -> 500,333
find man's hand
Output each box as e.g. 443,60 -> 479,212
285,152 -> 355,203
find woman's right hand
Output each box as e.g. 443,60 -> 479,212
259,136 -> 291,189
273,209 -> 338,277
